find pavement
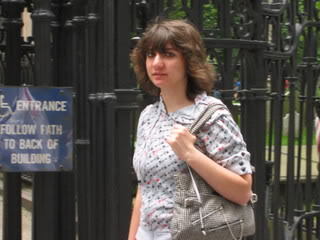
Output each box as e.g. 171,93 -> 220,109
266,145 -> 319,180
0,174 -> 32,240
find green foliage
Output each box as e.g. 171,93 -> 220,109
267,129 -> 315,146
166,1 -> 218,30
202,4 -> 218,30
166,0 -> 187,20
316,0 -> 320,62
164,1 -> 320,64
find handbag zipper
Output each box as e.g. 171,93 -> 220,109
191,206 -> 224,225
206,219 -> 244,233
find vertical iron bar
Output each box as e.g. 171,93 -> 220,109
285,1 -> 298,228
116,0 -> 131,89
89,1 -> 110,240
114,1 -> 136,238
86,2 -> 98,239
114,90 -> 140,239
94,1 -> 138,239
116,107 -> 135,240
2,1 -> 24,240
103,0 -> 115,91
32,1 -> 59,240
304,61 -> 317,240
104,97 -> 116,239
32,0 -> 54,85
286,76 -> 297,225
272,61 -> 285,240
95,1 -> 138,239
303,0 -> 318,235
103,1 -> 117,239
61,4 -> 77,239
32,173 -> 59,240
71,1 -> 90,240
295,80 -> 306,211
51,2 -> 76,239
51,0 -> 60,86
190,0 -> 202,29
220,0 -> 233,109
2,0 -> 24,84
295,80 -> 306,240
240,2 -> 268,238
242,50 -> 267,240
59,1 -> 74,87
88,94 -> 101,240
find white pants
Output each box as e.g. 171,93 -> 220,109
136,225 -> 172,240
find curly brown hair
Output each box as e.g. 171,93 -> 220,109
131,19 -> 216,100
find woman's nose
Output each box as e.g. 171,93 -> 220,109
153,54 -> 164,67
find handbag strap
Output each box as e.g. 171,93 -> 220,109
187,103 -> 226,235
187,103 -> 225,204
189,103 -> 225,134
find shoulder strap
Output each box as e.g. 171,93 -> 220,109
187,102 -> 225,205
189,103 -> 225,134
186,104 -> 226,234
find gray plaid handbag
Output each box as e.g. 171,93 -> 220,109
170,103 -> 256,240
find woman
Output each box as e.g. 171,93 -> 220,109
128,19 -> 253,240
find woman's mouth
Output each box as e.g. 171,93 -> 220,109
152,72 -> 166,76
152,73 -> 167,79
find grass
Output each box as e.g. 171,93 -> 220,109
267,129 -> 316,146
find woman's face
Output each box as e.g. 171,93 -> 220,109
146,43 -> 187,93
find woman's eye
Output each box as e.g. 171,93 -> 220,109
146,52 -> 154,57
164,52 -> 175,57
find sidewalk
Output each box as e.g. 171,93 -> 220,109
266,145 -> 319,180
0,174 -> 32,240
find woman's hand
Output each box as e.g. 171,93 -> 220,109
166,124 -> 252,205
166,124 -> 197,163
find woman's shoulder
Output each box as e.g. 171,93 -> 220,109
142,101 -> 160,113
138,101 -> 160,120
195,92 -> 233,125
196,93 -> 229,113
195,92 -> 223,105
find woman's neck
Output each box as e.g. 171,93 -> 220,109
160,89 -> 194,113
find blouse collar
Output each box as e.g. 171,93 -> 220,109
157,92 -> 209,125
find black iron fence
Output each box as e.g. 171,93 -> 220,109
0,0 -> 319,240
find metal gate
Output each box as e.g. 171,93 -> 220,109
0,1 -> 319,240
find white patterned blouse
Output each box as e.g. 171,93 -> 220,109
133,92 -> 252,232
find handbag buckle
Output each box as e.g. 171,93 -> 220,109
250,193 -> 258,204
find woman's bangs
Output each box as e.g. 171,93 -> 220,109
143,28 -> 174,53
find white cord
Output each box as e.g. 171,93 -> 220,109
187,165 -> 207,234
222,210 -> 244,240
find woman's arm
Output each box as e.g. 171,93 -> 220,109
128,187 -> 141,240
166,125 -> 252,205
184,148 -> 252,205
